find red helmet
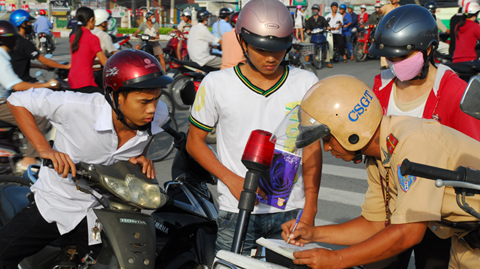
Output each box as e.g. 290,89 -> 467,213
230,12 -> 239,26
39,9 -> 46,15
103,50 -> 173,130
103,50 -> 172,92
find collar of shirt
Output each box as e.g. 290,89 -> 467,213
94,102 -> 115,132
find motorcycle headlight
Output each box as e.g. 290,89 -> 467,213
104,174 -> 165,209
141,35 -> 150,41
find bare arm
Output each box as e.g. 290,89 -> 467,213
37,54 -> 70,69
7,102 -> 76,177
284,216 -> 385,246
299,141 -> 322,225
96,51 -> 108,66
12,79 -> 58,92
133,29 -> 141,37
291,222 -> 427,268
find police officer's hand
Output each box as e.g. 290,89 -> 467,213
293,248 -> 341,269
129,156 -> 156,179
39,148 -> 76,178
282,219 -> 317,246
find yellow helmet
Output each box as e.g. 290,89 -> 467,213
294,75 -> 382,150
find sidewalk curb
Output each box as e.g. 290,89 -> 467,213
52,31 -> 171,41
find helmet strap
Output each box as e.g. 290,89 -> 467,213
353,150 -> 363,164
104,88 -> 152,132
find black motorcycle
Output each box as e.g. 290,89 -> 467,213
37,32 -> 55,54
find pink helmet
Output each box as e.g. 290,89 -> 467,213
297,5 -> 302,9
235,0 -> 293,51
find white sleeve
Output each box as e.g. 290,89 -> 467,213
7,88 -> 66,124
101,32 -> 118,53
0,57 -> 22,91
202,26 -> 221,44
189,74 -> 218,132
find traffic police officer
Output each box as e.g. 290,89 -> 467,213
279,75 -> 480,269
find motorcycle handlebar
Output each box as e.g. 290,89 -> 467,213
401,159 -> 480,186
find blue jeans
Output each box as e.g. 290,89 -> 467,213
343,34 -> 353,57
215,209 -> 301,255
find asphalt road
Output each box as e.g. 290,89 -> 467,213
32,38 -> 415,266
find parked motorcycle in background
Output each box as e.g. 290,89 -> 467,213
354,24 -> 377,62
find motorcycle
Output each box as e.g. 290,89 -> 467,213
354,24 -> 377,62
110,34 -> 133,50
288,41 -> 317,73
309,27 -> 331,69
0,85 -> 218,268
165,58 -> 217,111
37,32 -> 55,54
163,30 -> 189,69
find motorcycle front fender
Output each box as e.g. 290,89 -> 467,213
94,209 -> 156,269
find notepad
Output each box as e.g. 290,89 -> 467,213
256,237 -> 330,260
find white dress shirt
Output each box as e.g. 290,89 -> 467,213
325,12 -> 343,34
7,89 -> 168,245
187,23 -> 221,66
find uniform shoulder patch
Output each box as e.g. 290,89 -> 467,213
387,133 -> 398,154
397,164 -> 416,192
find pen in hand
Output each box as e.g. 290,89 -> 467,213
286,209 -> 303,244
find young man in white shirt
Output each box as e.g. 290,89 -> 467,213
0,50 -> 172,267
325,2 -> 346,63
187,9 -> 223,69
186,0 -> 322,255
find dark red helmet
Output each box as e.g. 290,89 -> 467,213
0,20 -> 18,51
103,50 -> 173,130
230,12 -> 239,26
103,50 -> 172,92
39,9 -> 46,15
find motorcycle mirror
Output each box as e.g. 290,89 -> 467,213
179,80 -> 196,106
460,75 -> 480,121
113,43 -> 120,49
35,70 -> 43,77
327,17 -> 331,22
45,54 -> 53,59
343,18 -> 347,22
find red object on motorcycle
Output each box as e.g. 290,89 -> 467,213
193,81 -> 201,91
169,61 -> 181,69
118,36 -> 130,46
241,130 -> 275,171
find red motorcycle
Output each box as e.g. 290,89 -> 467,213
163,30 -> 189,69
354,24 -> 377,62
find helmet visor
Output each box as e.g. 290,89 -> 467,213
271,105 -> 330,151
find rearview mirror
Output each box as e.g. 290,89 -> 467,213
45,54 -> 53,59
326,17 -> 331,22
35,71 -> 43,77
460,75 -> 480,120
180,81 -> 196,106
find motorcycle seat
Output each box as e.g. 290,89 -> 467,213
173,59 -> 219,72
0,120 -> 16,128
0,183 -> 31,227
